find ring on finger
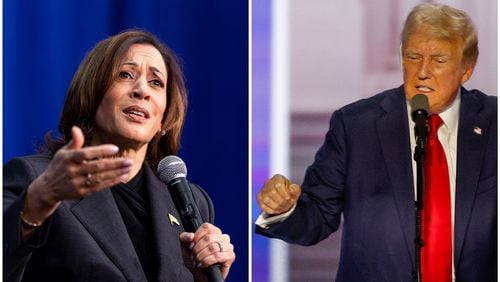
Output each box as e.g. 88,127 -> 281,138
215,242 -> 223,252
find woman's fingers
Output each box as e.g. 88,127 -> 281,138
77,157 -> 133,179
75,162 -> 132,196
40,132 -> 133,201
65,126 -> 85,150
181,223 -> 236,279
69,144 -> 120,164
21,125 -> 132,232
193,234 -> 233,264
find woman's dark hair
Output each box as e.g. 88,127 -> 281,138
46,29 -> 187,168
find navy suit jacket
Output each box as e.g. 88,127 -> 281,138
257,86 -> 497,281
4,152 -> 214,282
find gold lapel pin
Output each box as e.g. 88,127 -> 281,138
473,126 -> 483,136
168,213 -> 180,226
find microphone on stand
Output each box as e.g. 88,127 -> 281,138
411,94 -> 430,152
410,94 -> 429,282
157,156 -> 224,282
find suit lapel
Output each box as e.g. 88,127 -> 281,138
454,89 -> 490,267
143,164 -> 193,281
71,189 -> 147,282
376,88 -> 416,265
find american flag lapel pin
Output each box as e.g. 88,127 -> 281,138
473,126 -> 483,136
168,213 -> 180,225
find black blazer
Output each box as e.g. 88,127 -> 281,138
4,152 -> 214,282
257,86 -> 497,281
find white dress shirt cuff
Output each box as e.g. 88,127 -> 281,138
255,203 -> 297,229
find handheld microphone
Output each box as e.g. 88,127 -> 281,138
157,156 -> 223,282
411,94 -> 430,153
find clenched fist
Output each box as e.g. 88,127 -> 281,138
257,174 -> 301,215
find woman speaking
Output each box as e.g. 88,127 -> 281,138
4,29 -> 235,281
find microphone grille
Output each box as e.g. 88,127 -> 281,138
411,94 -> 429,113
157,155 -> 187,183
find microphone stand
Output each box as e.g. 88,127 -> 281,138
413,113 -> 427,282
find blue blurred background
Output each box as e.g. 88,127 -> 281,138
3,1 -> 248,281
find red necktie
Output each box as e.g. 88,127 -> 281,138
421,114 -> 452,282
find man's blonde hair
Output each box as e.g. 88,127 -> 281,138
401,3 -> 478,67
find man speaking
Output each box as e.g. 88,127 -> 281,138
255,3 -> 496,281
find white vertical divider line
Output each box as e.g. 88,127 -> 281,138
248,1 -> 253,282
0,0 -> 3,270
497,1 -> 500,276
270,0 -> 290,282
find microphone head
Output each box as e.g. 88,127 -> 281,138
411,94 -> 429,121
157,155 -> 187,183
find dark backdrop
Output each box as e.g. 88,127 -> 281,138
3,1 -> 248,280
